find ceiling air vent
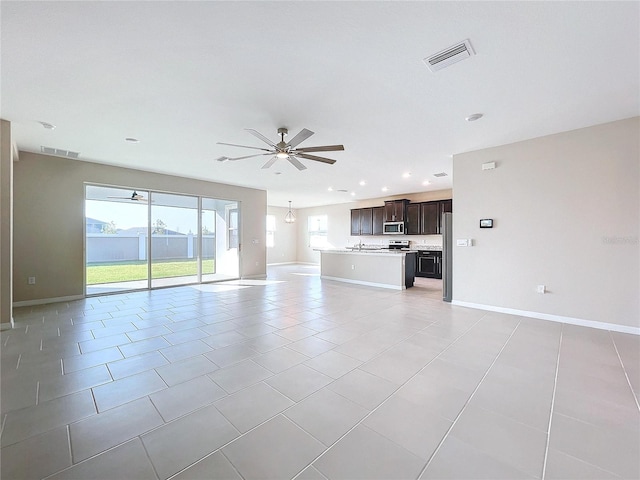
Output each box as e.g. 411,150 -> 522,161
433,172 -> 448,178
41,146 -> 80,159
424,39 -> 475,73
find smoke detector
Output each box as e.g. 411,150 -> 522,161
424,39 -> 475,73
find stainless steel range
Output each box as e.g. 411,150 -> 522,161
387,239 -> 410,250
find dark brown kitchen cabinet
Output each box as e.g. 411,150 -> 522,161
406,203 -> 421,235
419,199 -> 453,235
372,206 -> 384,235
440,199 -> 453,215
420,202 -> 440,235
350,208 -> 373,235
384,200 -> 408,222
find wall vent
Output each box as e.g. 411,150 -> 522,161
424,39 -> 475,73
433,172 -> 448,177
40,146 -> 80,159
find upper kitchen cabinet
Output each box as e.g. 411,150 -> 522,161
420,199 -> 453,234
351,207 -> 373,235
384,200 -> 409,222
406,203 -> 421,235
372,206 -> 384,235
440,199 -> 453,215
420,202 -> 440,234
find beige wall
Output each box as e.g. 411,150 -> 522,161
266,206 -> 297,264
13,152 -> 266,303
452,117 -> 639,329
1,120 -> 13,323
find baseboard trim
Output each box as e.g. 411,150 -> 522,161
13,295 -> 85,308
321,275 -> 404,290
0,320 -> 14,331
451,300 -> 640,335
266,262 -> 298,266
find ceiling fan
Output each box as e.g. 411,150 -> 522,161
216,127 -> 343,171
107,191 -> 149,203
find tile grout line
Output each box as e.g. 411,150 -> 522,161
415,318 -> 524,480
609,331 -> 640,413
292,313 -> 493,480
166,315 -> 488,480
541,323 -> 563,480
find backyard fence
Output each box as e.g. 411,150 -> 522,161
87,233 -> 215,263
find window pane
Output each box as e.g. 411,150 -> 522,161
266,215 -> 275,248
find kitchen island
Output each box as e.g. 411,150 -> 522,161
317,249 -> 417,290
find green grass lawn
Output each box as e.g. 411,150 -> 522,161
87,259 -> 215,285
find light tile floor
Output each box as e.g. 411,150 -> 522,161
1,264 -> 638,479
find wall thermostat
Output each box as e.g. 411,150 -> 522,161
480,219 -> 493,228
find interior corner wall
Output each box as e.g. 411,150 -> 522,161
0,120 -> 13,323
266,206 -> 297,265
452,117 -> 639,329
13,152 -> 267,303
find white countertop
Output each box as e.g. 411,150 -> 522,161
317,248 -> 418,256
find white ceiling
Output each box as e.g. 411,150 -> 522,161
2,1 -> 638,208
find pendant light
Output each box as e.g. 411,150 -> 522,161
284,201 -> 296,223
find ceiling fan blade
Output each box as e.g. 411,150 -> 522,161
261,157 -> 278,169
295,144 -> 344,153
287,156 -> 307,171
286,128 -> 314,148
216,142 -> 272,152
245,129 -> 277,147
296,153 -> 337,165
226,153 -> 273,161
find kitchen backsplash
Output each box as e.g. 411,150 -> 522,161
348,235 -> 443,248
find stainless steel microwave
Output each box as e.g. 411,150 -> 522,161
383,221 -> 405,234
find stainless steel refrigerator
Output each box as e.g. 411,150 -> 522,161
442,212 -> 453,302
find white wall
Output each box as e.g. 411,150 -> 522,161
13,152 -> 266,303
452,117 -> 639,329
266,206 -> 297,264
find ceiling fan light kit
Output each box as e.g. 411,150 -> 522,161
217,127 -> 344,171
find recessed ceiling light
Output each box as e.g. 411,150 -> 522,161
402,172 -> 411,178
382,187 -> 388,192
125,137 -> 140,143
350,192 -> 356,196
465,113 -> 483,122
328,187 -> 333,192
359,180 -> 366,186
38,121 -> 56,130
422,180 -> 431,186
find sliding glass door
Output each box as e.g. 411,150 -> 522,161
150,192 -> 199,288
85,186 -> 150,295
85,185 -> 240,294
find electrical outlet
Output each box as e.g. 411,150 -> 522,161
28,276 -> 36,285
537,285 -> 546,294
351,264 -> 355,270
